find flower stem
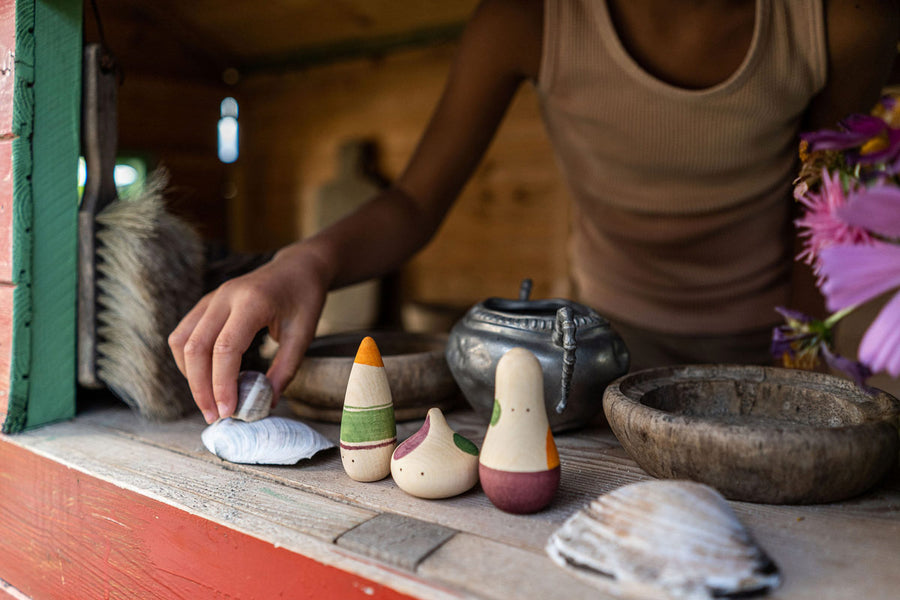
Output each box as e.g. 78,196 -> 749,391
824,305 -> 858,328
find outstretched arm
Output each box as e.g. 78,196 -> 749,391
169,0 -> 543,423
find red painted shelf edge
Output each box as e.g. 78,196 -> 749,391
0,437 -> 426,600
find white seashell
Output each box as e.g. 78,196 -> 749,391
546,480 -> 781,600
201,416 -> 335,465
232,370 -> 274,422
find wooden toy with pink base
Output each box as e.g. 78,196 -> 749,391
479,347 -> 560,514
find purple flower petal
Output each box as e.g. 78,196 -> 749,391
842,114 -> 890,136
801,130 -> 868,151
853,128 -> 900,165
770,325 -> 794,359
819,242 -> 900,310
802,115 -> 887,151
858,291 -> 900,377
821,345 -> 873,390
774,306 -> 813,323
836,183 -> 900,238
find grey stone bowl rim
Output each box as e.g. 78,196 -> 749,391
608,364 -> 899,429
602,364 -> 900,504
302,330 -> 448,360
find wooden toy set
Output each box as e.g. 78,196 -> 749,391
339,336 -> 559,513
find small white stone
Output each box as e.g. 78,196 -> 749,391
233,370 -> 274,422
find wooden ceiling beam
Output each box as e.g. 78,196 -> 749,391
235,22 -> 465,77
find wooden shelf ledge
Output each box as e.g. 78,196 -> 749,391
1,403 -> 899,599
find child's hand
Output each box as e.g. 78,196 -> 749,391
169,244 -> 329,423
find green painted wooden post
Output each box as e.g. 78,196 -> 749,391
3,0 -> 81,432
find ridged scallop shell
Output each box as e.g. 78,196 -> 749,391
201,416 -> 335,465
232,370 -> 274,422
546,480 -> 781,600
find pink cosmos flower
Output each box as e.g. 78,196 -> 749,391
794,170 -> 873,278
818,184 -> 900,377
819,242 -> 900,377
836,180 -> 900,235
783,94 -> 900,383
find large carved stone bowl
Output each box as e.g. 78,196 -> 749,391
283,331 -> 461,423
603,365 -> 900,504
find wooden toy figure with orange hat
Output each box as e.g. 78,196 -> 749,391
340,336 -> 397,482
479,347 -> 560,513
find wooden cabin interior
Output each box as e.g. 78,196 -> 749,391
82,0 -> 573,335
0,3 -> 899,599
80,0 -> 900,389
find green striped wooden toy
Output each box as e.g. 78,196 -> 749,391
340,336 -> 397,482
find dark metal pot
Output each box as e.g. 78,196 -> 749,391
445,280 -> 630,432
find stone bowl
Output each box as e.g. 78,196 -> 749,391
603,365 -> 900,504
283,331 -> 461,423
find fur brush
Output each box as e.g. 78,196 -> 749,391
93,171 -> 204,421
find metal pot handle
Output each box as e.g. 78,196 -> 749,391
553,305 -> 576,413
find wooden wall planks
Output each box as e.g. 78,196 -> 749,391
0,142 -> 12,284
0,0 -> 13,284
114,74 -> 231,242
0,0 -> 84,433
0,0 -> 12,135
234,44 -> 571,308
82,5 -> 232,245
23,0 -> 81,429
0,0 -> 14,430
78,3 -> 571,312
0,283 -> 12,424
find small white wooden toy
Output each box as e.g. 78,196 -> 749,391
479,347 -> 560,513
391,407 -> 479,499
232,370 -> 274,422
340,336 -> 397,481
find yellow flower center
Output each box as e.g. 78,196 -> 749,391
873,96 -> 900,127
798,140 -> 809,162
860,134 -> 889,156
781,351 -> 819,371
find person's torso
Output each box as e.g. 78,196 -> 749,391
535,0 -> 827,333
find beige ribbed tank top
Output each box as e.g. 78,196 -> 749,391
536,0 -> 827,334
